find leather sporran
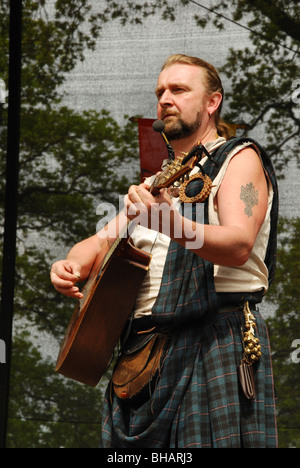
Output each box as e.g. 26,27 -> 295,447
112,329 -> 169,401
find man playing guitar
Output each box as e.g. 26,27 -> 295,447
51,54 -> 278,448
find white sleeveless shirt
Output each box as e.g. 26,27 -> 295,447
208,139 -> 274,293
131,138 -> 274,318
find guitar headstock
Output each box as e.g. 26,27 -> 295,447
149,144 -> 205,196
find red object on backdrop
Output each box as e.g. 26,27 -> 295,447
138,118 -> 168,182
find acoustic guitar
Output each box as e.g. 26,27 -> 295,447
55,142 -> 203,387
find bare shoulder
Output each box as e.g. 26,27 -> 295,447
227,145 -> 265,175
220,145 -> 267,191
217,145 -> 268,229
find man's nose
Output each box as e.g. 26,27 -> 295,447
158,89 -> 173,107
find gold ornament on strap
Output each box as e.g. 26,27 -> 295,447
242,301 -> 262,364
179,172 -> 213,204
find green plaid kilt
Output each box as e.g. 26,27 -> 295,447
100,305 -> 277,448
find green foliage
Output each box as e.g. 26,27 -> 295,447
266,218 -> 300,448
7,332 -> 103,448
98,0 -> 189,25
0,0 -> 104,104
17,107 -> 139,243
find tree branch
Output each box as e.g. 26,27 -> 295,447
250,0 -> 300,43
246,100 -> 295,130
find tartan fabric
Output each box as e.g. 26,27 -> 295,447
101,307 -> 277,448
150,239 -> 219,324
100,138 -> 278,448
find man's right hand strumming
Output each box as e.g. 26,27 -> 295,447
50,260 -> 84,299
50,211 -> 130,300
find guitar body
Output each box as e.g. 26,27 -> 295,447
55,236 -> 151,387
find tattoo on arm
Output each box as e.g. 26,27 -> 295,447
240,182 -> 258,217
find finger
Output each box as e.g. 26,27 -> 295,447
128,185 -> 143,204
124,193 -> 141,218
57,287 -> 84,299
51,271 -> 77,284
126,201 -> 142,220
64,286 -> 84,299
141,181 -> 151,190
156,187 -> 173,205
53,279 -> 83,299
50,271 -> 75,288
64,262 -> 82,279
51,263 -> 81,283
129,184 -> 154,204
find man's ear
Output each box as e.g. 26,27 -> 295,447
207,92 -> 222,116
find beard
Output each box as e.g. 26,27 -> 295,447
163,111 -> 202,141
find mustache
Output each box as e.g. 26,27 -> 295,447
161,110 -> 180,119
